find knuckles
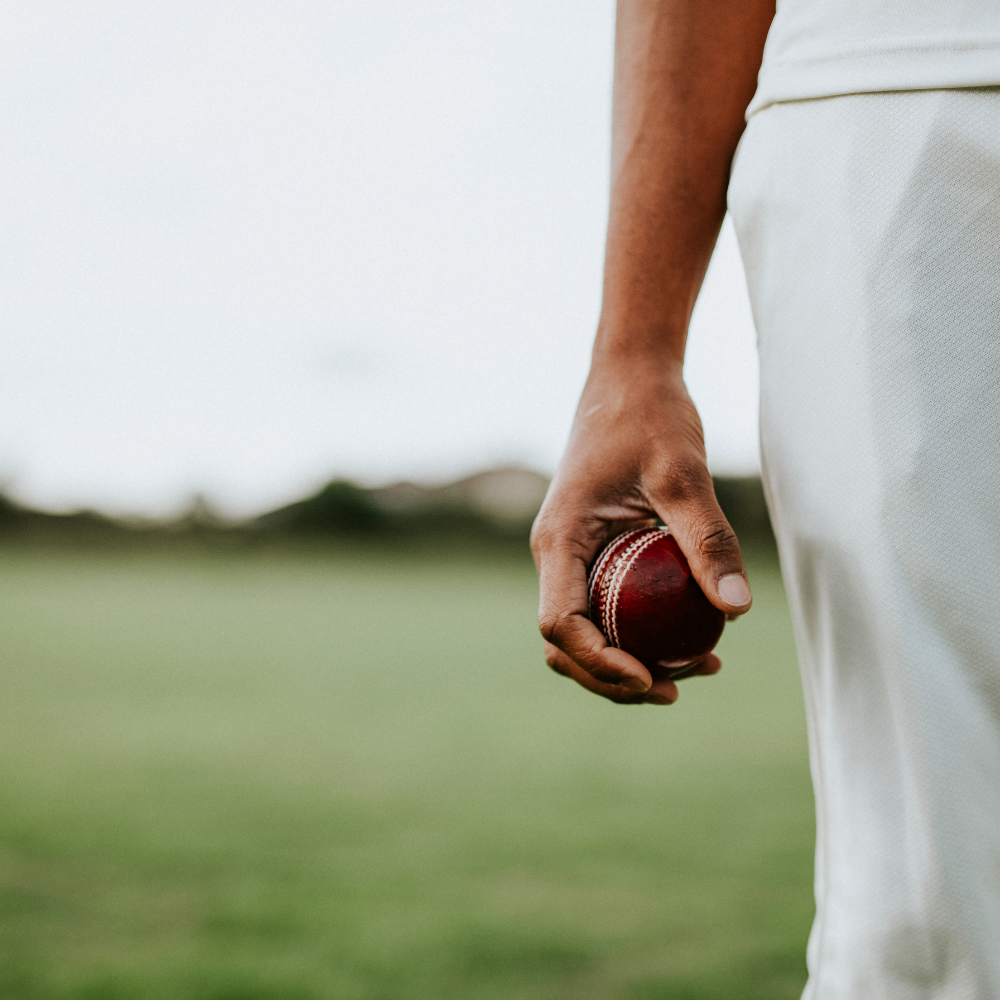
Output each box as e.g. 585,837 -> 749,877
542,636 -> 644,704
644,457 -> 743,562
543,643 -> 651,705
537,611 -> 564,646
690,518 -> 740,559
648,454 -> 713,506
530,515 -> 598,564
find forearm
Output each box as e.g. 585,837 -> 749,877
597,0 -> 773,370
532,1 -> 769,703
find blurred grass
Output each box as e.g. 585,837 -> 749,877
0,548 -> 812,1000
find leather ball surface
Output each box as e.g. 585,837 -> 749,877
588,527 -> 725,673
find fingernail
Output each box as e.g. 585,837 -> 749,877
718,574 -> 751,607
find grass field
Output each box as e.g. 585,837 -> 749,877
0,547 -> 814,1000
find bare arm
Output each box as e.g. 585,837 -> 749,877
530,0 -> 774,705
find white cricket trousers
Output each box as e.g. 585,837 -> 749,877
729,89 -> 1000,999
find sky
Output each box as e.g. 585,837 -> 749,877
0,0 -> 760,517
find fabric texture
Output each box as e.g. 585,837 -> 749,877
728,88 -> 1000,998
748,1 -> 1000,116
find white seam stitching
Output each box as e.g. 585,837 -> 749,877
602,540 -> 641,640
607,530 -> 660,647
607,537 -> 645,646
587,528 -> 643,607
611,531 -> 662,646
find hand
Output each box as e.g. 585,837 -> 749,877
530,364 -> 752,706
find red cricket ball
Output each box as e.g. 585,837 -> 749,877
587,526 -> 725,676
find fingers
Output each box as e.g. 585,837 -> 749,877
648,458 -> 753,619
658,652 -> 722,681
534,539 -> 653,693
544,644 -> 723,704
694,653 -> 723,675
544,643 -> 678,704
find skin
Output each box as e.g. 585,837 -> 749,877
530,0 -> 775,706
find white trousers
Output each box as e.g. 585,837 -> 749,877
729,90 -> 1000,999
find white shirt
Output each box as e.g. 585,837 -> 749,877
748,0 -> 1000,116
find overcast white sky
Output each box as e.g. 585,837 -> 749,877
0,0 -> 759,517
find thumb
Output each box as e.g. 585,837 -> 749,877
655,473 -> 752,617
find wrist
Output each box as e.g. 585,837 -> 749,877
590,324 -> 686,381
592,286 -> 692,363
578,356 -> 693,422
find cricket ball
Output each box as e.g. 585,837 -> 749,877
587,526 -> 725,675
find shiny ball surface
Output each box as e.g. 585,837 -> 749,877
587,527 -> 725,674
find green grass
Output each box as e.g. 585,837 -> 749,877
0,548 -> 813,1000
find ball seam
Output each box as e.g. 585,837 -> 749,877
587,528 -> 644,609
607,529 -> 663,648
599,532 -> 651,641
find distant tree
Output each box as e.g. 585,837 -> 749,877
260,480 -> 390,535
0,492 -> 26,530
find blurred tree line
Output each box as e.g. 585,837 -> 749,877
0,468 -> 774,552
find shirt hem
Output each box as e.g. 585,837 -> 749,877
747,45 -> 1000,116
